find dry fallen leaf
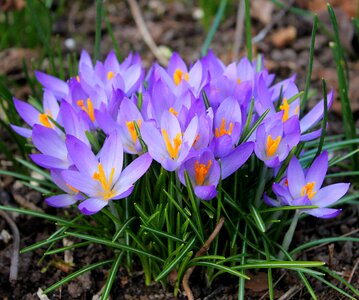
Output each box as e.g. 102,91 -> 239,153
245,272 -> 269,292
271,26 -> 297,48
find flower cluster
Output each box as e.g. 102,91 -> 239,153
12,50 -> 349,216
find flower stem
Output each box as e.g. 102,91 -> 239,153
254,164 -> 267,208
279,211 -> 300,260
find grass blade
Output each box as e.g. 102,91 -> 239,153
101,252 -> 124,300
94,0 -> 104,62
44,260 -> 113,294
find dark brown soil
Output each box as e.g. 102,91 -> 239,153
0,0 -> 358,299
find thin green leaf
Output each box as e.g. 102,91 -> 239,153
45,241 -> 92,255
249,205 -> 266,233
112,217 -> 137,242
155,236 -> 196,281
44,260 -> 113,294
94,0 -> 103,61
141,225 -> 184,243
101,252 -> 124,300
65,232 -> 165,262
189,261 -> 250,279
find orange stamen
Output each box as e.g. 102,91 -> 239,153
169,107 -> 179,116
39,113 -> 53,128
76,75 -> 80,82
162,129 -> 182,159
107,71 -> 115,80
215,118 -> 234,138
92,163 -> 116,200
279,98 -> 290,122
266,135 -> 281,157
126,119 -> 142,143
173,69 -> 189,86
66,183 -> 79,194
195,160 -> 212,185
77,98 -> 95,122
301,182 -> 316,200
237,78 -> 241,84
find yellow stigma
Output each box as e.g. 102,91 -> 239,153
215,118 -> 234,138
237,78 -> 241,84
126,119 -> 142,143
39,113 -> 53,128
195,160 -> 212,185
266,135 -> 281,157
169,107 -> 179,116
76,75 -> 80,82
92,163 -> 116,200
173,69 -> 189,86
77,98 -> 95,122
162,129 -> 182,159
279,98 -> 290,122
301,182 -> 316,200
107,71 -> 115,80
294,105 -> 299,115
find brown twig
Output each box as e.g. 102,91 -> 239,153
348,258 -> 359,284
0,210 -> 20,281
182,217 -> 225,300
126,0 -> 168,66
233,0 -> 245,61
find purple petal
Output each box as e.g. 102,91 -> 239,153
292,195 -> 311,206
194,185 -> 217,200
221,142 -> 254,179
300,90 -> 334,133
287,156 -> 305,199
11,125 -> 32,138
306,151 -> 328,189
312,183 -> 350,207
263,193 -> 280,207
30,154 -> 69,169
14,98 -> 39,127
78,197 -> 108,215
300,128 -> 322,141
114,153 -> 152,191
98,131 -> 123,183
66,135 -> 98,177
35,71 -> 69,99
32,125 -> 67,158
305,208 -> 341,219
140,122 -> 167,163
62,170 -> 98,196
167,52 -> 187,77
45,194 -> 77,207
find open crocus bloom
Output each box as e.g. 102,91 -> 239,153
61,131 -> 152,215
264,151 -> 350,218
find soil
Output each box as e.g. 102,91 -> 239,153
0,0 -> 358,299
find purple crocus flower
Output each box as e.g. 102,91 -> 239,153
178,142 -> 254,200
264,151 -> 350,218
35,71 -> 69,100
178,149 -> 220,200
62,131 -> 152,215
254,114 -> 300,168
141,111 -> 198,171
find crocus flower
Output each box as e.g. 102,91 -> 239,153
264,151 -> 350,218
141,111 -> 198,171
178,149 -> 220,200
62,131 -> 152,215
254,114 -> 300,168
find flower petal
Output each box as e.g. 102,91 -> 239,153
194,185 -> 217,200
305,208 -> 341,219
78,197 -> 108,215
312,183 -> 350,207
66,135 -> 98,177
306,151 -> 328,189
114,153 -> 152,191
46,194 -> 78,207
62,170 -> 98,196
221,142 -> 254,179
287,156 -> 305,199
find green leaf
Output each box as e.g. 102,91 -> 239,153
189,261 -> 250,279
44,260 -> 113,294
249,205 -> 266,233
101,252 -> 124,300
291,237 -> 359,255
65,232 -> 165,262
155,236 -> 196,281
141,225 -> 184,243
